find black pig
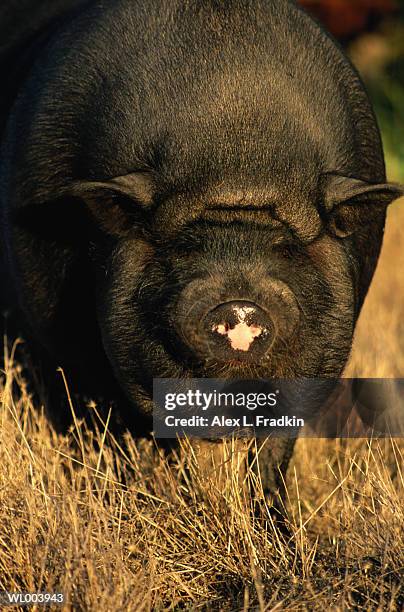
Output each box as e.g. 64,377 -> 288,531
0,0 -> 402,505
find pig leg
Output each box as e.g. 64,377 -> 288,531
191,438 -> 249,493
191,437 -> 295,527
249,437 -> 296,526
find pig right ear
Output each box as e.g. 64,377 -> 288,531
323,174 -> 404,238
66,173 -> 155,236
8,173 -> 154,361
14,173 -> 155,243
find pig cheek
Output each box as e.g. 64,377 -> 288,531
96,239 -> 155,355
306,235 -> 355,325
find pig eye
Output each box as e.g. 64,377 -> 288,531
272,240 -> 303,259
327,202 -> 381,239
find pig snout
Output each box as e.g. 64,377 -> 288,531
205,301 -> 273,360
173,275 -> 300,366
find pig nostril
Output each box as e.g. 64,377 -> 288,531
212,322 -> 230,334
203,300 -> 274,361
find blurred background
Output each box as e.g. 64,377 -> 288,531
299,0 -> 404,182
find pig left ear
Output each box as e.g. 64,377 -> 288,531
323,174 -> 404,238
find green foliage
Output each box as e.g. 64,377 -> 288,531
358,21 -> 404,181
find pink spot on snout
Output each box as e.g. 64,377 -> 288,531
212,305 -> 263,351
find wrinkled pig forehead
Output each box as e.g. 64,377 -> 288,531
153,180 -> 323,244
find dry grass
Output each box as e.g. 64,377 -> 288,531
1,201 -> 404,610
348,199 -> 404,378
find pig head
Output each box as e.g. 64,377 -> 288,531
1,0 -> 403,421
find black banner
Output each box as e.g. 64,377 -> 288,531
152,378 -> 404,438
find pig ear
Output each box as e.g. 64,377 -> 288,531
66,174 -> 155,235
323,174 -> 404,238
15,173 -> 155,238
67,173 -> 155,209
9,174 -> 153,360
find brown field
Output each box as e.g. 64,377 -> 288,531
1,200 -> 404,610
